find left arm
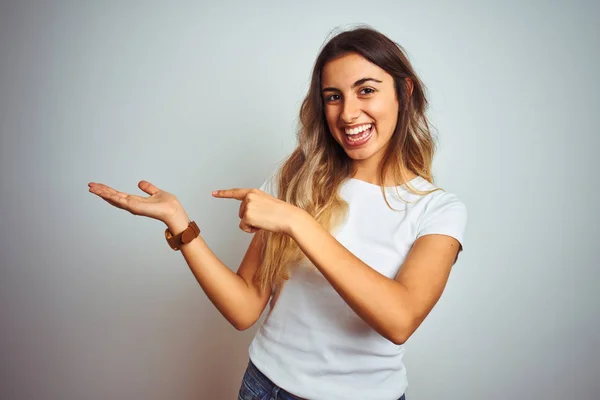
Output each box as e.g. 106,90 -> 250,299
212,187 -> 461,345
289,209 -> 461,345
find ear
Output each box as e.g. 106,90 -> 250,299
405,77 -> 414,97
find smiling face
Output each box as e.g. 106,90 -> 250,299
321,52 -> 399,171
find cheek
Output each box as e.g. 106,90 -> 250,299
370,100 -> 398,131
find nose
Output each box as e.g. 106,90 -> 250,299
341,97 -> 361,124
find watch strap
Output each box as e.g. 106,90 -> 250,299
165,221 -> 200,250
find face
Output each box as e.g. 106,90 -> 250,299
321,52 -> 399,165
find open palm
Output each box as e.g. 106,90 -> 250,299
88,180 -> 181,222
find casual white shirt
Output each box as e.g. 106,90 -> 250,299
248,173 -> 468,400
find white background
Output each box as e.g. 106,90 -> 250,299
1,1 -> 598,399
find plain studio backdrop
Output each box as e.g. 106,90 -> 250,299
0,1 -> 598,399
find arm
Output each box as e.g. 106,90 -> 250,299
289,209 -> 461,345
87,180 -> 270,331
166,211 -> 271,331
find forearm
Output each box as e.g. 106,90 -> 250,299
165,212 -> 263,330
289,211 -> 414,344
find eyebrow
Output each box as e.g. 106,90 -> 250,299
322,77 -> 383,93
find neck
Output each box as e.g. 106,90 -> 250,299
351,160 -> 418,187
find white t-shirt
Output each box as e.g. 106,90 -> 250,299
248,172 -> 468,400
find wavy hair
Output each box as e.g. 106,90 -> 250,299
254,26 -> 438,294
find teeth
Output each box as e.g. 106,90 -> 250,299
345,124 -> 372,135
347,129 -> 371,142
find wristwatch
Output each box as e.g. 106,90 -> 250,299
165,221 -> 200,250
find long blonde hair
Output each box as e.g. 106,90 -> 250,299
255,26 -> 438,293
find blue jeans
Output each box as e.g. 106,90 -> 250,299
238,359 -> 406,400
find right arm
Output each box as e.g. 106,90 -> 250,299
166,210 -> 271,331
88,180 -> 271,331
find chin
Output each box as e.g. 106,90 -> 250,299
344,150 -> 372,160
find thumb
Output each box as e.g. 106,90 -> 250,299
138,180 -> 160,196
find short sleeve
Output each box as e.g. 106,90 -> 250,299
259,168 -> 280,198
416,191 -> 468,250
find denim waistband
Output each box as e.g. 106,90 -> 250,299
246,360 -> 305,399
246,359 -> 406,400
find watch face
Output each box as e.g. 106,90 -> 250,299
181,228 -> 194,243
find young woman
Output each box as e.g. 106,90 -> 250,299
89,27 -> 467,400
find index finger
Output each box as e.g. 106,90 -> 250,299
212,188 -> 252,200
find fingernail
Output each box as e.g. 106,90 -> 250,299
212,191 -> 218,196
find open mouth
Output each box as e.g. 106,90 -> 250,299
343,123 -> 373,147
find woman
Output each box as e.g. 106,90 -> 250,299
89,26 -> 467,400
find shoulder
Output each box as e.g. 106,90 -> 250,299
411,177 -> 466,211
423,187 -> 467,216
259,166 -> 282,198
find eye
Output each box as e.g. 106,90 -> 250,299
325,93 -> 341,102
360,87 -> 376,95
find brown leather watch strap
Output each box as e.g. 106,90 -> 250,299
165,221 -> 200,251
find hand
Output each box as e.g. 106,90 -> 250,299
212,188 -> 301,235
88,180 -> 184,223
